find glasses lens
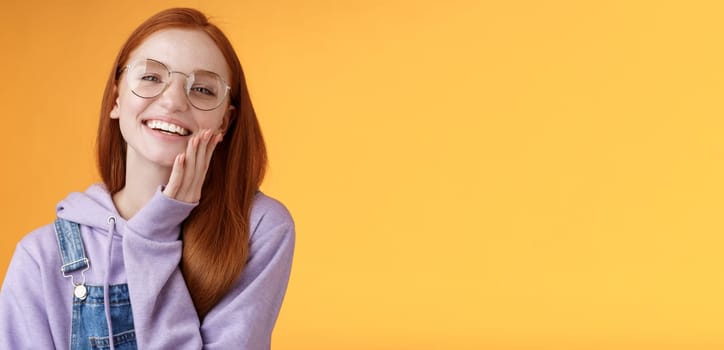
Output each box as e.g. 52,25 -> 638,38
127,60 -> 168,98
125,59 -> 229,110
188,71 -> 227,110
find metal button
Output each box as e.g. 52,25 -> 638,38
74,285 -> 87,300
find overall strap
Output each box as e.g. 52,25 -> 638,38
54,218 -> 89,299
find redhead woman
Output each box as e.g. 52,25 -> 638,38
0,8 -> 294,350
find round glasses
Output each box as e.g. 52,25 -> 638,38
122,58 -> 231,111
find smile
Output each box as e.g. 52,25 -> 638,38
144,120 -> 190,136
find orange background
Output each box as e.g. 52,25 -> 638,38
2,1 -> 724,349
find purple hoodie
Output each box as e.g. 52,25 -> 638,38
0,184 -> 295,349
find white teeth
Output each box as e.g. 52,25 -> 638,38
146,120 -> 189,136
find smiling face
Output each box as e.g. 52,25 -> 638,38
110,28 -> 232,168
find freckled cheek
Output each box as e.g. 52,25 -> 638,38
118,94 -> 154,119
196,112 -> 226,130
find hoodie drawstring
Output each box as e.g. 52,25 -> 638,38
105,216 -> 117,350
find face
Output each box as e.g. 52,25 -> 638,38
110,28 -> 233,168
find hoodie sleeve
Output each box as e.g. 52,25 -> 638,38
121,188 -> 203,348
0,244 -> 56,349
200,197 -> 295,350
121,189 -> 295,350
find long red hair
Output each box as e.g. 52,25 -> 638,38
97,8 -> 266,318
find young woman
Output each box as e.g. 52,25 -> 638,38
0,8 -> 295,350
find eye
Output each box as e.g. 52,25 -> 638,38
140,74 -> 162,82
191,86 -> 216,96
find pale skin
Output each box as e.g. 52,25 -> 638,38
109,28 -> 233,219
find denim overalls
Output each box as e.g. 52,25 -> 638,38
55,218 -> 138,350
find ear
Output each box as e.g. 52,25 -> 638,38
110,89 -> 120,119
220,105 -> 234,133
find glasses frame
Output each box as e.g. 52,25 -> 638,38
121,58 -> 231,111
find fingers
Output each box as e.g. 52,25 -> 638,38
189,130 -> 221,200
163,153 -> 185,198
192,130 -> 212,188
181,131 -> 199,193
166,129 -> 222,203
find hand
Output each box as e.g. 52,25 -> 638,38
162,129 -> 223,203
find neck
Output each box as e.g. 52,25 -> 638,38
112,150 -> 172,220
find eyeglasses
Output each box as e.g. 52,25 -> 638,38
122,58 -> 231,111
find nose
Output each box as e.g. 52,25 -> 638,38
156,72 -> 190,112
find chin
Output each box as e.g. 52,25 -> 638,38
153,155 -> 179,168
126,144 -> 183,169
140,151 -> 181,169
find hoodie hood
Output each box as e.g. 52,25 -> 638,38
56,184 -> 121,234
55,184 -> 195,241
